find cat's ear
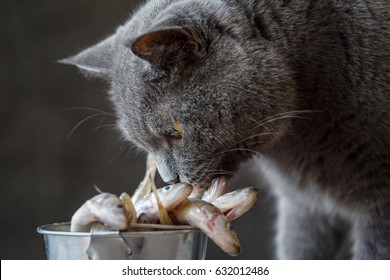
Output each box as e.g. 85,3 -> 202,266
130,27 -> 206,66
59,34 -> 116,77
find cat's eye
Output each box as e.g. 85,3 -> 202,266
164,130 -> 182,139
164,121 -> 183,140
172,121 -> 183,138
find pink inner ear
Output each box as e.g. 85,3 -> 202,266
131,30 -> 162,55
130,27 -> 205,65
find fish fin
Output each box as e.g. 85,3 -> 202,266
93,184 -> 104,194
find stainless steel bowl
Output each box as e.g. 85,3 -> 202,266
37,222 -> 207,260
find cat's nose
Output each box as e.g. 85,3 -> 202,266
164,174 -> 180,184
154,154 -> 179,184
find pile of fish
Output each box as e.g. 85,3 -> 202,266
70,155 -> 258,256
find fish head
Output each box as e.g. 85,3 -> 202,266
156,183 -> 193,210
202,176 -> 228,202
201,202 -> 241,256
88,193 -> 128,230
213,187 -> 259,221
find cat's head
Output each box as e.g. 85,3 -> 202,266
63,0 -> 296,186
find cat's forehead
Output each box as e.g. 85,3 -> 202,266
115,0 -> 249,44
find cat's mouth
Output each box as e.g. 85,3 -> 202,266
186,161 -> 239,192
174,154 -> 242,191
190,175 -> 234,197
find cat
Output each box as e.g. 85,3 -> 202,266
62,0 -> 390,259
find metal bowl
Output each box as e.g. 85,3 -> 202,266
37,222 -> 207,260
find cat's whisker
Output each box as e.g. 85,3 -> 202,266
65,112 -> 108,141
203,169 -> 236,176
125,142 -> 147,159
248,109 -> 317,130
104,137 -> 122,155
108,140 -> 129,162
201,160 -> 220,180
241,140 -> 271,147
230,132 -> 273,149
261,109 -> 316,120
91,123 -> 118,132
250,115 -> 304,130
213,147 -> 263,158
64,106 -> 116,117
221,110 -> 317,152
191,161 -> 213,184
251,109 -> 316,123
92,115 -> 107,132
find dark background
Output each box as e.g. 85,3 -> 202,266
1,0 -> 275,259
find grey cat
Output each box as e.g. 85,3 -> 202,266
62,0 -> 390,259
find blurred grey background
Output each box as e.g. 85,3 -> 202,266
1,0 -> 275,259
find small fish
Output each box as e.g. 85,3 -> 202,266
188,184 -> 205,199
119,192 -> 137,223
70,193 -> 128,232
172,198 -> 241,256
134,183 -> 193,223
212,187 -> 259,221
132,153 -> 157,203
150,179 -> 173,225
202,176 -> 228,203
137,213 -> 151,224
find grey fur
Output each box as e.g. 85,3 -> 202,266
64,0 -> 390,259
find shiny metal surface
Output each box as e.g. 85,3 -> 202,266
37,222 -> 207,260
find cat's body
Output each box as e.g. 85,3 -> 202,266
64,0 -> 390,259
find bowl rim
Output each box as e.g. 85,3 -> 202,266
37,222 -> 200,237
